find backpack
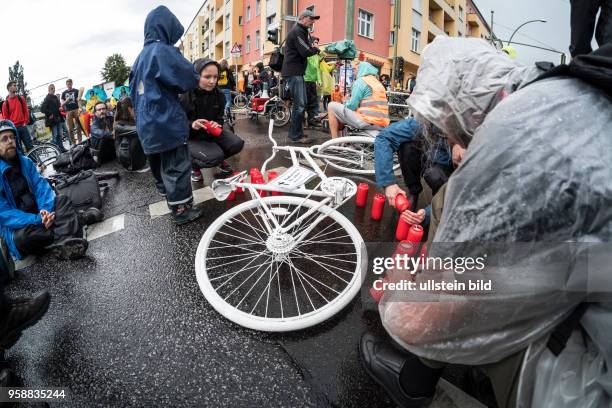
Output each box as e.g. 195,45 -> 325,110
53,170 -> 102,211
53,145 -> 98,174
114,122 -> 146,171
269,42 -> 285,72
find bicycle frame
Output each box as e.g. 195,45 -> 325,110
212,120 -> 356,249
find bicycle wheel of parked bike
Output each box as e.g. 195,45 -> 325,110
270,104 -> 290,127
195,196 -> 366,332
315,136 -> 399,175
233,93 -> 249,109
26,143 -> 62,177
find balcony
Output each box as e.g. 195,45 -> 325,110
467,13 -> 480,27
428,20 -> 445,37
429,0 -> 454,19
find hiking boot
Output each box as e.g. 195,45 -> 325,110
172,205 -> 204,226
191,169 -> 203,182
213,161 -> 234,179
46,238 -> 88,260
359,332 -> 436,408
0,291 -> 51,350
78,208 -> 104,226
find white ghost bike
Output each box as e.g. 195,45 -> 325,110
195,121 -> 367,332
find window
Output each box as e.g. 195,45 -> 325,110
357,9 -> 374,39
412,0 -> 422,13
246,5 -> 251,21
458,5 -> 464,21
246,35 -> 251,53
255,30 -> 261,50
225,41 -> 230,57
225,14 -> 230,30
412,10 -> 423,31
238,16 -> 243,25
266,14 -> 276,29
411,28 -> 420,53
256,0 -> 261,16
389,31 -> 395,45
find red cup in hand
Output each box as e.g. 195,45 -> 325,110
204,120 -> 223,137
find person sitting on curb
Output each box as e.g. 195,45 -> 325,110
0,120 -> 101,260
326,61 -> 389,138
89,101 -> 116,164
180,58 -> 244,183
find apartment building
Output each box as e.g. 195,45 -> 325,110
183,0 -> 490,80
183,0 -> 244,65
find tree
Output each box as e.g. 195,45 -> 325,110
101,54 -> 130,86
8,60 -> 28,99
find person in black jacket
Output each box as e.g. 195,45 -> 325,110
180,59 -> 244,183
281,9 -> 320,144
40,84 -> 67,153
570,0 -> 611,57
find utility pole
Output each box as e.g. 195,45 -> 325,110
489,11 -> 495,45
345,0 -> 355,40
391,1 -> 401,88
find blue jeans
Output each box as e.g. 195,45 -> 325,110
286,76 -> 307,140
221,88 -> 232,111
49,122 -> 67,152
16,126 -> 33,152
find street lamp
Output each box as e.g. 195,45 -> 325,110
508,19 -> 547,45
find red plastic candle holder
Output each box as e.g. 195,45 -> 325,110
355,183 -> 369,207
371,193 -> 386,220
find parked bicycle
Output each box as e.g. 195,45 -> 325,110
387,91 -> 413,120
195,120 -> 366,332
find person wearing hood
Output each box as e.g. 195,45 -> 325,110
326,61 -> 390,138
361,36 -> 612,408
0,120 -> 101,261
179,59 -> 244,183
129,6 -> 203,225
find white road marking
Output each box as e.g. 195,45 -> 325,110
87,214 -> 126,241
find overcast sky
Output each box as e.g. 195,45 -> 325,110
2,0 -> 575,105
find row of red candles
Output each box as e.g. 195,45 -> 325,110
224,168 -> 281,201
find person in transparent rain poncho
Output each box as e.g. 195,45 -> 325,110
360,36 -> 612,408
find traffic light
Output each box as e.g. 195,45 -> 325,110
397,56 -> 405,72
267,29 -> 279,45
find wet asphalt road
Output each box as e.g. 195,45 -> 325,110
3,116 -> 479,407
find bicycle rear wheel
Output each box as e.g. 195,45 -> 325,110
315,136 -> 399,175
195,196 -> 366,332
26,143 -> 61,177
233,93 -> 248,109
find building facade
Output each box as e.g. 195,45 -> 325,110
182,0 -> 491,82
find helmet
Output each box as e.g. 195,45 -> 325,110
0,120 -> 17,136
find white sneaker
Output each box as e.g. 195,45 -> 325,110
191,170 -> 203,182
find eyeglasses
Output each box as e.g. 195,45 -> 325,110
0,133 -> 16,145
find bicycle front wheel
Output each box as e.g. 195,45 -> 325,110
316,136 -> 399,175
233,94 -> 248,109
26,143 -> 61,177
195,196 -> 366,332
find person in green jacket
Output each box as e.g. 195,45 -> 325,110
304,37 -> 322,127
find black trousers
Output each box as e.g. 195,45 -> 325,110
305,81 -> 319,121
397,140 -> 425,197
322,95 -> 331,110
570,0 -> 612,57
13,195 -> 82,257
148,144 -> 193,209
188,127 -> 244,170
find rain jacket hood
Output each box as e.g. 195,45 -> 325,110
408,37 -> 538,147
144,6 -> 184,45
129,6 -> 198,155
356,61 -> 379,79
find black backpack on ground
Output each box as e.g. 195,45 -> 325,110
114,122 -> 146,171
53,145 -> 98,174
53,170 -> 102,212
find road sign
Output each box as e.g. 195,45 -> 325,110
230,43 -> 242,53
284,15 -> 298,21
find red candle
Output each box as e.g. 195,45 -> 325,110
395,217 -> 410,241
233,172 -> 243,193
267,171 -> 281,196
226,190 -> 236,201
395,194 -> 410,213
355,183 -> 369,207
249,168 -> 260,180
253,175 -> 267,197
371,193 -> 386,220
406,224 -> 424,243
204,120 -> 223,137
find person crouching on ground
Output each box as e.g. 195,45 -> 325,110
180,58 -> 245,183
89,101 -> 116,164
326,61 -> 390,138
0,120 -> 102,260
129,5 -> 203,225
